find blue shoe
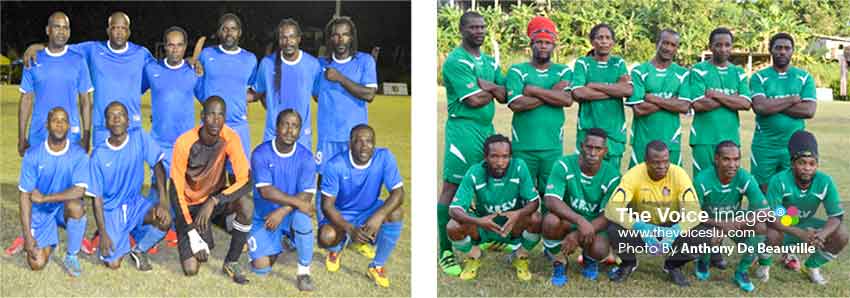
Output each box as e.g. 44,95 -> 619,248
733,271 -> 755,292
551,262 -> 567,287
694,259 -> 710,281
64,253 -> 81,277
581,257 -> 599,281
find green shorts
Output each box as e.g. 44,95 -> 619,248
474,215 -> 522,245
691,144 -> 715,176
514,149 -> 561,190
751,145 -> 790,187
782,218 -> 826,245
443,119 -> 494,184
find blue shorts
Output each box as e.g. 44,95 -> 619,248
318,199 -> 384,240
30,202 -> 71,249
316,140 -> 348,169
98,198 -> 155,263
247,210 -> 311,261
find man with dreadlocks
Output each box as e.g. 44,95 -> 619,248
254,18 -> 321,149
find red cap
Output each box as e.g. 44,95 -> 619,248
527,16 -> 557,42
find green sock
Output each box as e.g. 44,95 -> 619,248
451,236 -> 473,254
437,203 -> 451,254
804,250 -> 834,269
758,254 -> 773,266
521,231 -> 541,251
738,253 -> 755,273
698,253 -> 710,264
543,238 -> 561,255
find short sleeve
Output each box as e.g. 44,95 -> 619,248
442,58 -> 481,102
559,66 -> 574,85
71,154 -> 90,190
801,72 -> 817,101
571,59 -> 588,89
320,162 -> 340,198
253,60 -> 268,94
599,172 -> 621,209
360,55 -> 378,88
744,173 -> 769,211
77,57 -> 93,94
449,171 -> 475,212
87,155 -> 104,198
544,159 -> 569,201
736,69 -> 751,100
381,151 -> 403,191
141,62 -> 151,94
246,58 -> 259,88
68,41 -> 93,57
750,72 -> 766,99
822,177 -> 844,217
299,153 -> 317,194
765,175 -> 785,209
311,62 -> 323,97
517,161 -> 539,202
20,66 -> 34,94
251,148 -> 273,186
616,59 -> 628,78
626,67 -> 646,104
141,132 -> 164,167
18,153 -> 37,193
505,66 -> 525,104
684,67 -> 707,101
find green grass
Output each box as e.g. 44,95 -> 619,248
436,87 -> 850,297
0,85 -> 410,297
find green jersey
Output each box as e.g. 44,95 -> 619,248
750,66 -> 817,148
694,167 -> 769,218
682,61 -> 751,145
544,154 -> 620,221
626,61 -> 689,151
451,158 -> 539,217
442,46 -> 504,127
767,169 -> 844,220
505,62 -> 572,151
572,55 -> 629,144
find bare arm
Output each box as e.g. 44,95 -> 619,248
258,186 -> 313,210
507,96 -> 544,112
79,92 -> 92,153
463,90 -> 496,108
330,70 -> 377,103
711,92 -> 751,110
751,95 -> 800,116
587,75 -> 633,98
18,93 -> 34,157
30,186 -> 85,203
92,196 -> 108,239
631,101 -> 662,116
782,101 -> 816,119
153,162 -> 167,204
19,192 -> 33,243
322,194 -> 354,231
691,97 -> 723,112
478,78 -> 506,103
572,86 -> 611,102
524,84 -> 572,107
545,195 -> 591,228
369,187 -> 404,222
645,94 -> 690,114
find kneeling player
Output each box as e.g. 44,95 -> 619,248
757,130 -> 848,285
693,141 -> 769,291
318,125 -> 405,288
447,134 -> 542,281
542,128 -> 619,286
248,110 -> 317,291
18,107 -> 89,276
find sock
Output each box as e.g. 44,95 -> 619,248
664,258 -> 687,270
758,255 -> 773,266
521,230 -> 541,251
451,236 -> 473,254
292,211 -> 314,267
437,204 -> 451,254
698,253 -> 710,265
804,250 -> 834,269
738,253 -> 755,273
297,264 -> 310,275
584,254 -> 598,265
134,224 -> 166,252
251,265 -> 272,276
65,215 -> 87,255
542,238 -> 562,255
370,221 -> 402,267
226,220 -> 251,263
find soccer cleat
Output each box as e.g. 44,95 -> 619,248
581,257 -> 599,281
710,252 -> 728,270
480,241 -> 510,253
512,256 -> 532,281
551,261 -> 567,287
733,271 -> 755,292
81,235 -> 99,255
5,236 -> 24,256
783,254 -> 801,271
608,263 -> 637,283
147,244 -> 158,255
804,267 -> 827,285
222,262 -> 249,284
754,265 -> 770,282
325,252 -> 341,272
439,250 -> 462,277
665,266 -> 691,287
694,259 -> 710,281
367,265 -> 390,288
165,229 -> 178,248
296,274 -> 316,291
459,258 -> 481,280
351,242 -> 376,258
129,250 -> 152,271
63,253 -> 82,277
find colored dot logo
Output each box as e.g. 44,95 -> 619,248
776,206 -> 800,226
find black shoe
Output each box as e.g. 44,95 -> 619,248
608,263 -> 637,283
296,274 -> 316,291
129,250 -> 152,271
665,267 -> 691,287
710,253 -> 728,270
223,262 -> 250,285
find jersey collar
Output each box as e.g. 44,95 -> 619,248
219,44 -> 242,55
164,58 -> 185,70
105,134 -> 130,151
332,53 -> 352,64
281,50 -> 302,65
44,139 -> 70,156
107,41 -> 129,54
349,151 -> 372,170
272,140 -> 296,158
44,45 -> 68,57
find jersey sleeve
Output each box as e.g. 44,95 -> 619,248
604,169 -> 637,228
360,55 -> 378,88
822,176 -> 844,217
765,175 -> 785,209
141,132 -> 164,168
17,153 -> 37,193
251,149 -> 273,187
750,71 -> 766,99
71,154 -> 90,190
571,58 -> 588,89
801,72 -> 817,101
221,129 -> 250,197
558,66 -> 574,88
599,171 -> 621,210
735,68 -> 751,100
684,67 -> 707,101
743,173 -> 769,211
77,57 -> 93,94
504,66 -> 525,104
141,62 -> 151,94
517,161 -> 540,203
19,66 -> 34,94
442,58 -> 482,102
626,67 -> 646,104
381,150 -> 404,192
674,168 -> 701,232
544,159 -> 569,201
319,162 -> 340,198
253,59 -> 268,94
87,155 -> 103,198
246,58 -> 259,88
171,134 -> 194,224
299,153 -> 317,194
311,62 -> 323,97
449,171 -> 475,213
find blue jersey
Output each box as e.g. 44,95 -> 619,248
70,41 -> 153,132
142,59 -> 200,148
20,47 -> 93,145
89,129 -> 163,210
315,52 -> 378,143
254,50 -> 322,147
18,140 -> 90,214
251,141 -> 316,220
195,45 -> 258,126
320,148 -> 403,212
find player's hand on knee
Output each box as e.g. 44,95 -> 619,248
293,200 -> 314,217
578,222 -> 595,245
187,228 -> 210,258
361,216 -> 384,241
354,226 -> 374,244
100,233 -> 114,257
23,236 -> 36,257
154,207 -> 170,227
562,233 -> 579,253
264,207 -> 289,231
196,199 -> 216,234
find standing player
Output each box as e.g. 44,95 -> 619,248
681,27 -> 751,177
693,141 -> 769,292
254,18 -> 322,148
757,130 -> 848,285
318,125 -> 405,288
505,16 -> 573,193
437,11 -> 506,276
626,29 -> 690,168
18,107 -> 89,277
447,134 -> 542,281
541,128 -> 619,286
248,110 -> 317,291
195,13 -> 258,156
89,102 -> 171,271
170,97 -> 253,284
571,24 -> 633,170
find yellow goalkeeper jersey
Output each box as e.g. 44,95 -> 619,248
604,163 -> 701,231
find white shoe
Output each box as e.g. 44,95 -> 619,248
754,265 -> 770,282
807,267 -> 827,285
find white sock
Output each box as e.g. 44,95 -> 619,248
297,264 -> 310,276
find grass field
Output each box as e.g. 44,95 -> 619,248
436,87 -> 850,297
0,85 -> 411,297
